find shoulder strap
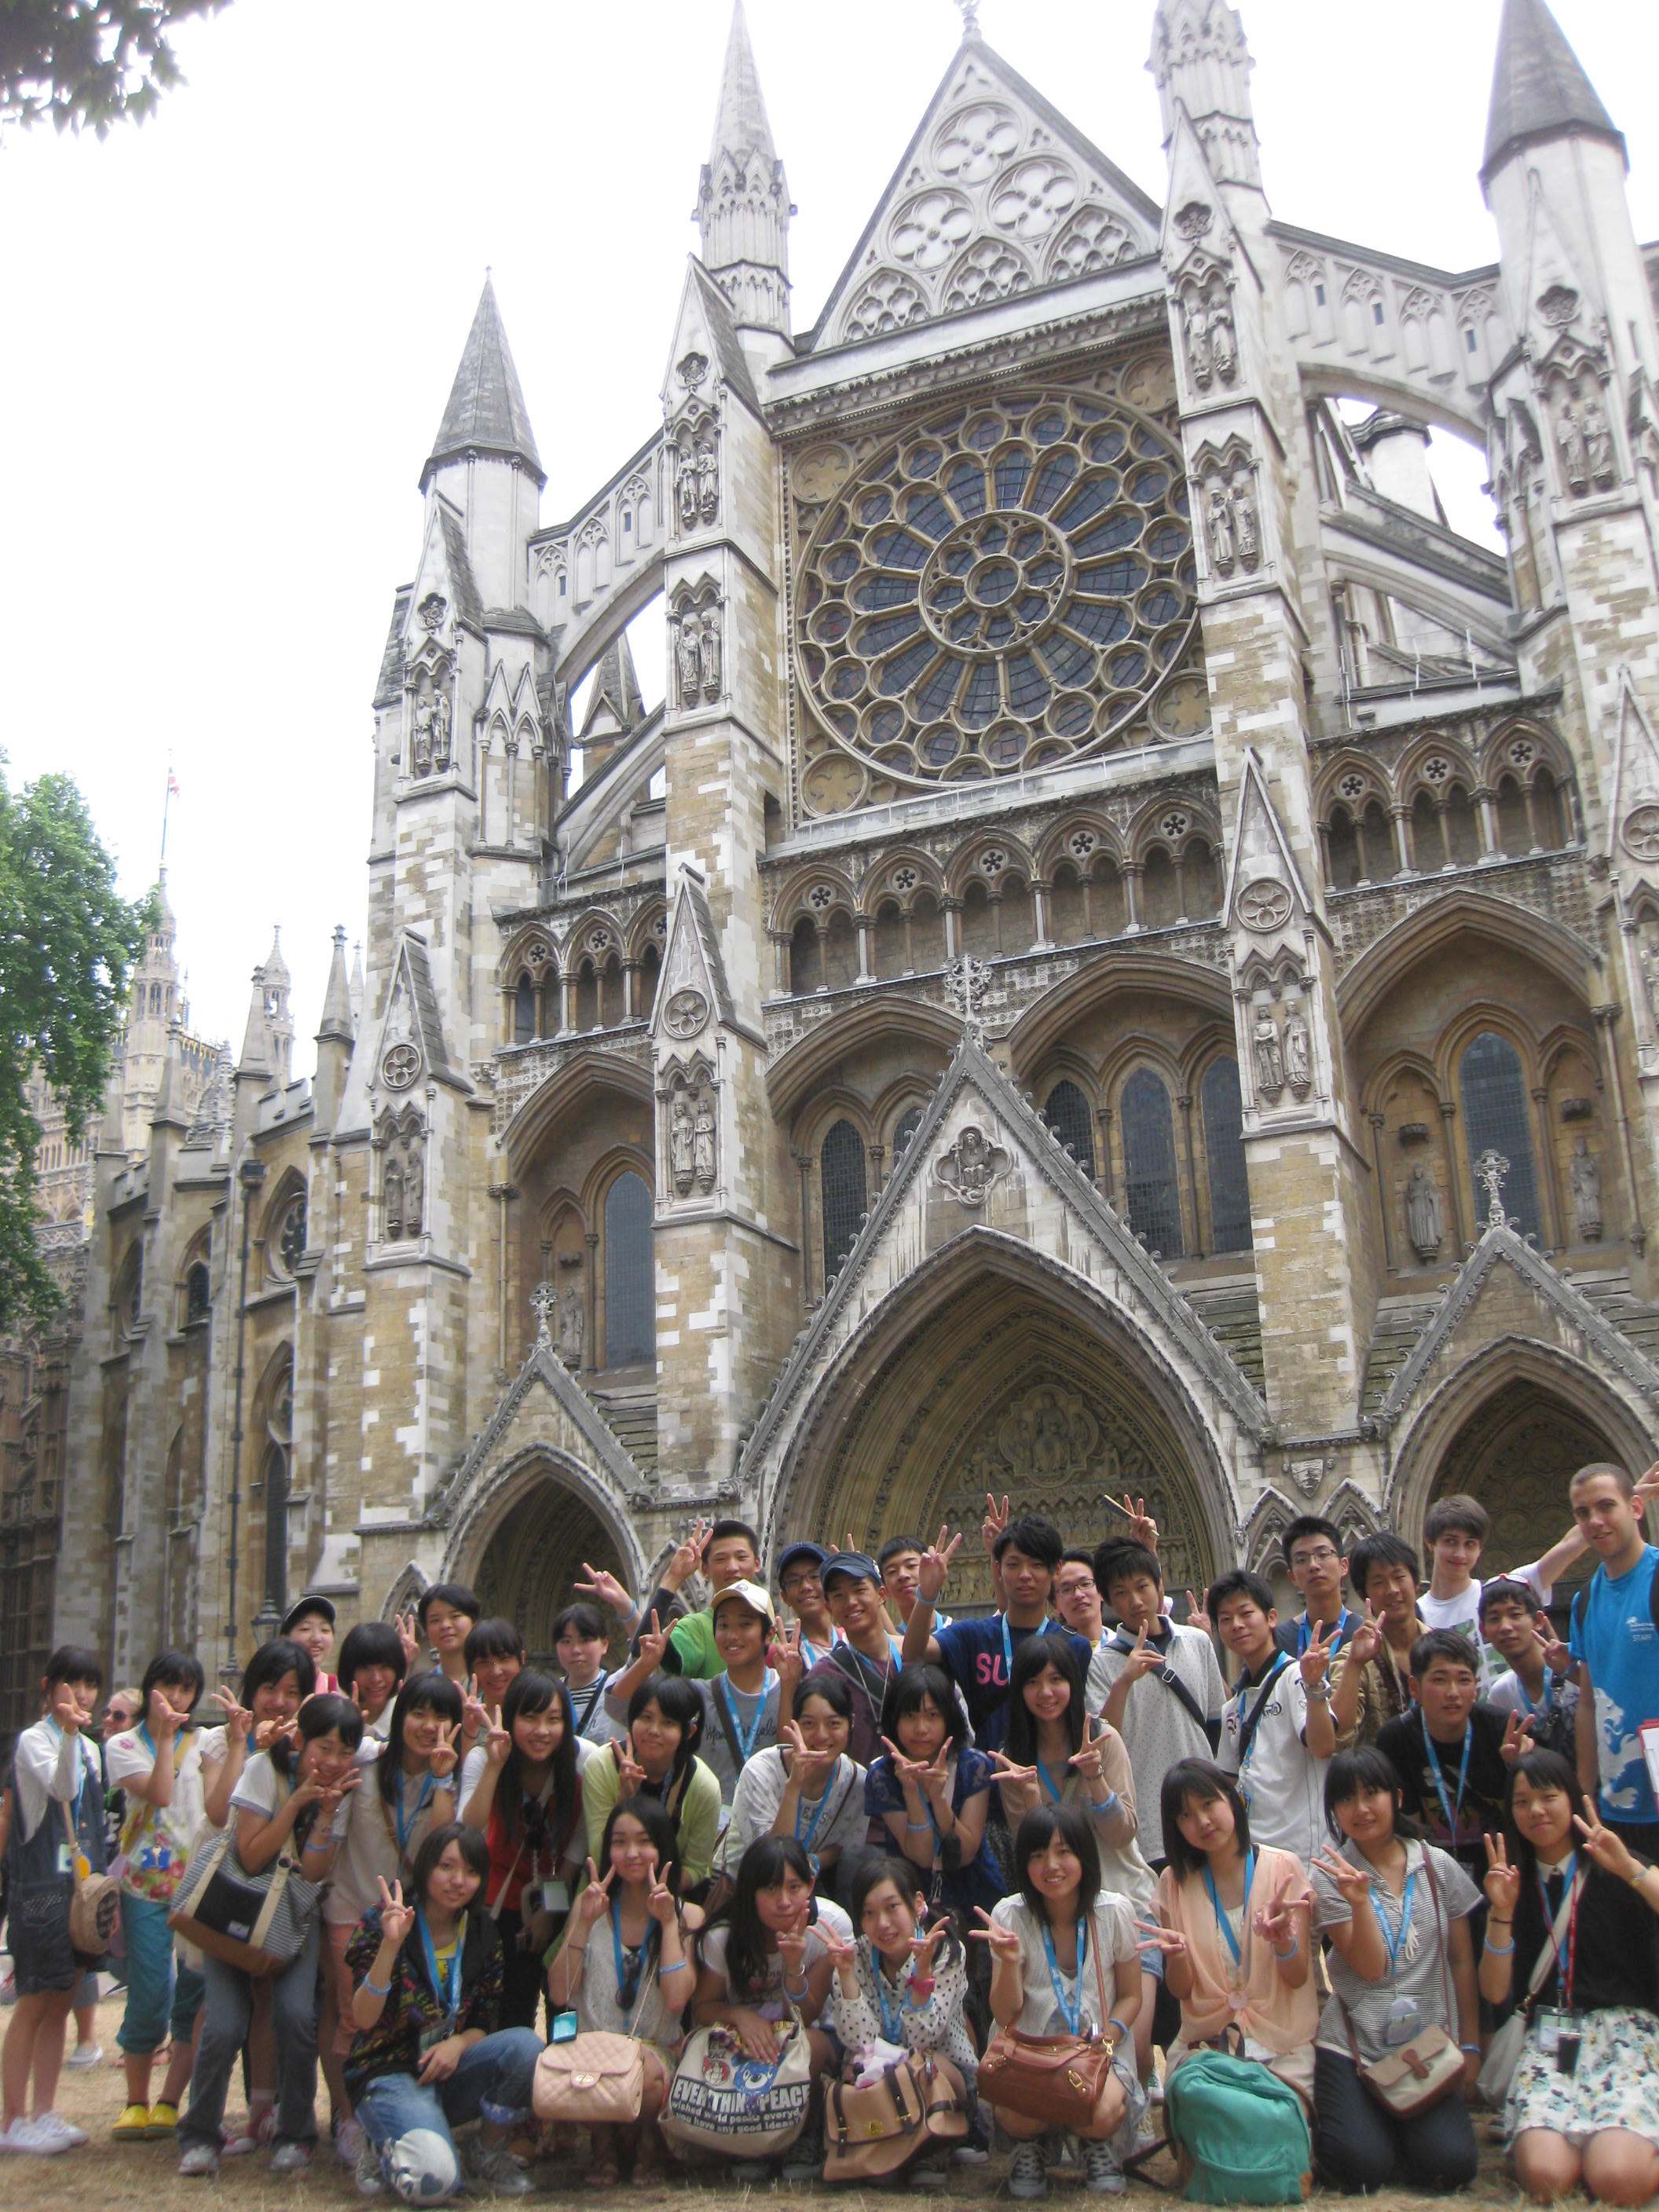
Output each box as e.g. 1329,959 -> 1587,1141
1154,1651 -> 1211,1737
1089,1904 -> 1112,2038
710,1681 -> 745,1775
1522,1866 -> 1585,2009
1414,1846 -> 1458,2038
1233,1655 -> 1289,1768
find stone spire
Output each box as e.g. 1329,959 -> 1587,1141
697,1 -> 792,340
1482,0 -> 1622,183
1148,0 -> 1261,192
421,275 -> 544,492
238,964 -> 273,1083
317,925 -> 355,1046
350,943 -> 364,1031
150,1018 -> 189,1132
262,927 -> 294,1086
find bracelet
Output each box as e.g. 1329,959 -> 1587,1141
1273,1936 -> 1298,1961
1459,2043 -> 1480,2055
659,1954 -> 692,1973
1306,1683 -> 1332,1701
904,1817 -> 933,1830
1629,1860 -> 1652,1890
361,1976 -> 390,1996
1106,2016 -> 1132,2046
1484,1935 -> 1515,1954
782,1977 -> 809,2001
1091,1790 -> 1122,1822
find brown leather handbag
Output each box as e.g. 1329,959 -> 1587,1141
977,1915 -> 1128,2137
822,2052 -> 968,2182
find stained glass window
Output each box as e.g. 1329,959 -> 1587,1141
186,1262 -> 211,1324
1201,1057 -> 1251,1254
514,976 -> 537,1043
1042,1080 -> 1096,1178
822,1120 -> 868,1284
603,1171 -> 654,1367
1459,1032 -> 1543,1241
1122,1069 -> 1185,1258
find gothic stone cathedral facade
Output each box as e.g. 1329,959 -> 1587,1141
47,0 -> 1659,1679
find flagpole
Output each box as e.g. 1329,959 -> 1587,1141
160,758 -> 176,871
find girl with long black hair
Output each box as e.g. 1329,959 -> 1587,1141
580,1674 -> 722,1897
460,1671 -> 583,2030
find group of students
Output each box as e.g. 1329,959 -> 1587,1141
2,1459 -> 1657,2205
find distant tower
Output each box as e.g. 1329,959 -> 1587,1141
697,1 -> 793,346
262,927 -> 294,1086
120,870 -> 183,1157
1148,0 -> 1262,192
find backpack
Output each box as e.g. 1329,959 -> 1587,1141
1163,2049 -> 1312,2204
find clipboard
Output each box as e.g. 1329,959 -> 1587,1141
1639,1719 -> 1659,1804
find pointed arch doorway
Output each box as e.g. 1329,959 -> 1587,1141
463,1451 -> 635,1668
769,1247 -> 1232,1611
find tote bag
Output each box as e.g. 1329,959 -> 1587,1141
662,2009 -> 813,2157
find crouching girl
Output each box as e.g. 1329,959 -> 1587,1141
346,1824 -> 540,2203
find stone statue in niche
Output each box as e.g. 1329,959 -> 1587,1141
1252,1006 -> 1284,1096
1209,297 -> 1237,383
697,439 -> 720,523
1404,1163 -> 1441,1262
1581,396 -> 1617,487
1183,299 -> 1211,389
670,1093 -> 696,1194
430,688 -> 452,773
694,1092 -> 717,1193
676,447 -> 700,532
698,611 -> 721,701
1643,940 -> 1659,1035
935,1122 -> 1011,1207
1283,1007 -> 1312,1093
1570,1137 -> 1602,1241
411,696 -> 433,778
401,1141 -> 423,1236
1231,476 -> 1260,567
384,1161 -> 404,1240
675,616 -> 701,710
1556,399 -> 1590,494
1206,484 -> 1234,574
558,1284 -> 585,1364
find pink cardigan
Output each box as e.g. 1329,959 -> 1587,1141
1155,1845 -> 1319,2056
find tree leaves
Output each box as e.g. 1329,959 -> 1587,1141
0,1 -> 230,136
0,759 -> 150,1324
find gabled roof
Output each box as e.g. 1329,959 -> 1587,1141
738,1026 -> 1269,1492
1374,1214 -> 1659,1430
374,586 -> 412,709
1483,0 -> 1622,181
650,866 -> 736,1038
579,631 -> 646,740
422,276 -> 545,489
801,34 -> 1160,357
670,259 -> 764,417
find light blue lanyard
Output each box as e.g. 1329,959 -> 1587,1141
874,1953 -> 909,2042
1511,1672 -> 1553,1719
793,1760 -> 838,1870
1421,1721 -> 1473,1839
1002,1614 -> 1054,1684
416,1908 -> 464,2032
1040,1917 -> 1088,2035
1370,1870 -> 1418,1977
1298,1607 -> 1351,1656
1203,1849 -> 1256,1967
1035,1757 -> 1066,1805
719,1675 -> 773,1763
395,1770 -> 436,1860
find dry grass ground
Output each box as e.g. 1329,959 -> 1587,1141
2,1995 -> 1533,2212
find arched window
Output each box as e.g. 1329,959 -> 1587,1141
514,976 -> 537,1044
1042,1080 -> 1096,1177
891,1106 -> 924,1164
602,1171 -> 654,1367
185,1262 -> 211,1324
1120,1069 -> 1184,1258
1201,1057 -> 1251,1254
1459,1031 -> 1542,1241
821,1120 -> 867,1284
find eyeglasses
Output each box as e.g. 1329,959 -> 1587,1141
1291,1547 -> 1340,1566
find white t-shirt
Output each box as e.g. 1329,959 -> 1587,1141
104,1727 -> 206,1899
987,1894 -> 1137,2037
1419,1562 -> 1551,1692
1218,1657 -> 1328,1866
721,1749 -> 869,1873
1087,1623 -> 1226,1863
456,1733 -> 595,1813
699,1918 -> 833,2023
229,1750 -> 352,1840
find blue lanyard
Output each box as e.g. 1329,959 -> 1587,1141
800,1631 -> 843,1669
1420,1720 -> 1473,1839
610,1901 -> 646,2014
874,1953 -> 909,2043
1370,1870 -> 1418,1977
1203,1849 -> 1255,1967
396,1769 -> 436,1859
793,1759 -> 839,1870
1511,1672 -> 1553,1719
1298,1607 -> 1350,1656
416,1908 -> 464,2031
1040,1917 -> 1088,2035
719,1674 -> 774,1764
1234,1657 -> 1289,1767
1001,1614 -> 1054,1684
1035,1757 -> 1066,1805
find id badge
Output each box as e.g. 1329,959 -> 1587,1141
1382,1997 -> 1422,2048
55,1840 -> 74,1877
1536,2007 -> 1566,2056
1537,2009 -> 1581,2071
540,1880 -> 569,1917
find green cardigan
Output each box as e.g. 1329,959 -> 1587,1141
580,1742 -> 723,1889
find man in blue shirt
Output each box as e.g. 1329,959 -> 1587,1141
899,1514 -> 1091,1752
1570,1460 -> 1659,1862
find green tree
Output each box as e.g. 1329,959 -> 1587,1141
0,760 -> 151,1325
1,1 -> 228,134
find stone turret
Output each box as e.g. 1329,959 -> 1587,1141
1148,0 -> 1261,193
420,276 -> 544,612
314,925 -> 355,1128
697,1 -> 793,352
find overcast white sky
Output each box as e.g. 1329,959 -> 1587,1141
2,0 -> 1654,1068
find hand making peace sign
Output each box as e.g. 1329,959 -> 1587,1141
376,1875 -> 414,1948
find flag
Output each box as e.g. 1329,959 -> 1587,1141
167,770 -> 181,797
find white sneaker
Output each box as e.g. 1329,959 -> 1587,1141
336,2119 -> 367,2167
179,2142 -> 220,2177
64,2043 -> 103,2071
1,2116 -> 73,2155
32,2113 -> 88,2149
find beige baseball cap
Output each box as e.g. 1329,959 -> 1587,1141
710,1578 -> 778,1628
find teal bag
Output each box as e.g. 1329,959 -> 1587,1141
1163,2049 -> 1311,2204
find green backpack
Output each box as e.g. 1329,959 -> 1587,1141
1163,2049 -> 1312,2204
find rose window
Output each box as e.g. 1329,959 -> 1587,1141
796,384 -> 1199,797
